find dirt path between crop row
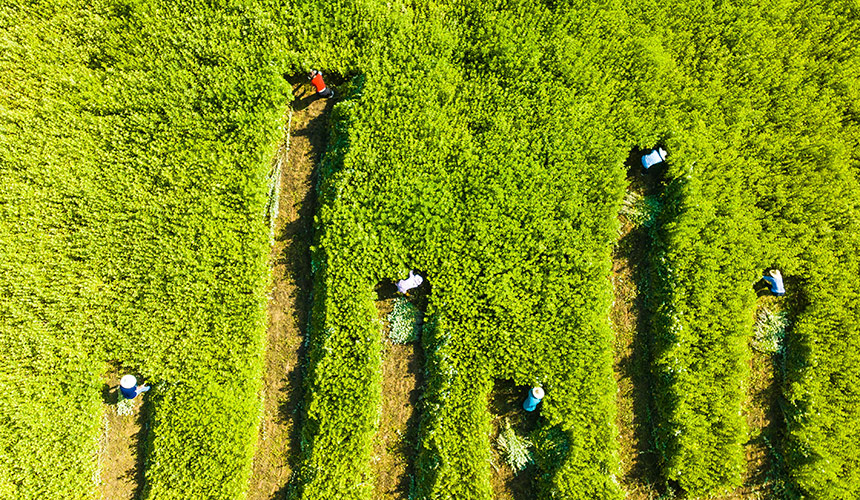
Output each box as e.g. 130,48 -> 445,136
247,82 -> 334,500
612,160 -> 783,499
611,166 -> 662,500
372,298 -> 425,500
98,371 -> 147,500
489,380 -> 538,500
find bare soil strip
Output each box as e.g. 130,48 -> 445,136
98,371 -> 147,500
612,168 -> 662,500
247,82 -> 333,500
488,380 -> 537,500
372,298 -> 425,500
612,161 -> 783,499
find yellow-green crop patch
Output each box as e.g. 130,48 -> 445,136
2,0 -> 858,499
0,1 -> 289,498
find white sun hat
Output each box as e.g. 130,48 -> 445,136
120,375 -> 137,389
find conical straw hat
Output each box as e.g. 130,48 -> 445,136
120,375 -> 137,389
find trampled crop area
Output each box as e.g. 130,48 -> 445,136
1,0 -> 858,499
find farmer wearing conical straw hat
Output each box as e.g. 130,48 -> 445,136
761,269 -> 785,297
120,374 -> 151,400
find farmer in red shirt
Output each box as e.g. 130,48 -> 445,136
309,69 -> 334,99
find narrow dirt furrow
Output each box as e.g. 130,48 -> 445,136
247,82 -> 333,500
611,168 -> 661,500
372,298 -> 424,500
98,371 -> 147,500
488,380 -> 537,500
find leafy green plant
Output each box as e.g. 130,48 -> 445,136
387,297 -> 421,344
753,308 -> 788,354
620,191 -> 661,229
116,398 -> 135,417
625,0 -> 860,495
496,421 -> 533,473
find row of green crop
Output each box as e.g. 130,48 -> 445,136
1,1 -> 290,498
647,161 -> 760,495
756,3 -> 860,497
411,2 -> 641,497
636,4 -> 767,489
282,0 -> 649,497
637,0 -> 860,497
1,5 -> 106,497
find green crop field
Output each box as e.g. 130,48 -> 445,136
1,1 -> 289,498
1,0 -> 858,499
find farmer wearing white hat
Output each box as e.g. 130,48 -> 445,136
120,375 -> 151,400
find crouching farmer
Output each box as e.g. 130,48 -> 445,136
641,147 -> 668,172
396,270 -> 424,295
120,374 -> 151,399
309,69 -> 334,99
761,269 -> 785,297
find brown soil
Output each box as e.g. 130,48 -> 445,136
372,298 -> 425,499
611,157 -> 784,499
98,371 -> 147,500
488,380 -> 538,500
710,296 -> 783,500
612,166 -> 662,500
247,81 -> 334,500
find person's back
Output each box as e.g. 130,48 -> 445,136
120,383 -> 137,399
309,69 -> 333,98
396,270 -> 423,295
310,71 -> 326,93
762,269 -> 785,296
641,147 -> 667,170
